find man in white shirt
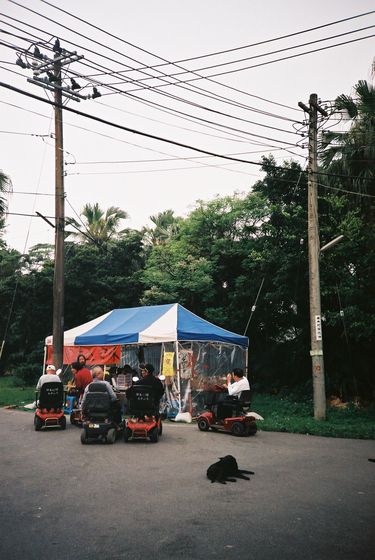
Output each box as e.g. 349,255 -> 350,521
36,364 -> 62,391
216,368 -> 250,420
225,368 -> 250,398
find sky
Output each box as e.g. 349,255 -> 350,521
0,0 -> 374,252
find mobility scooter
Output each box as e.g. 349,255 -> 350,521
80,382 -> 122,444
124,385 -> 162,443
34,382 -> 66,431
197,387 -> 258,437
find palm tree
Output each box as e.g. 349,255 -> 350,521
144,209 -> 181,245
319,80 -> 375,194
66,203 -> 129,246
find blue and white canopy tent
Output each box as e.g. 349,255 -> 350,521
45,303 -> 249,415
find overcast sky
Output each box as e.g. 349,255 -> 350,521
1,0 -> 374,252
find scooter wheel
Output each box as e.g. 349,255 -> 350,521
59,415 -> 67,430
197,418 -> 210,431
158,421 -> 163,436
231,421 -> 245,437
81,430 -> 88,444
107,428 -> 116,444
123,427 -> 132,442
34,416 -> 43,431
149,427 -> 159,443
246,421 -> 257,436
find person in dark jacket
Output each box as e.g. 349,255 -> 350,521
126,363 -> 164,417
137,363 -> 164,401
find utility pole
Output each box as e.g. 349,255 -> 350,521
53,51 -> 65,369
17,40 -> 100,368
298,94 -> 328,420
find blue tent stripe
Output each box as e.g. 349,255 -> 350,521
177,305 -> 248,347
74,304 -> 174,346
72,303 -> 248,348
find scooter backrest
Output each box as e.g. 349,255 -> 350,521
240,390 -> 251,406
83,391 -> 111,415
127,384 -> 156,414
38,382 -> 64,409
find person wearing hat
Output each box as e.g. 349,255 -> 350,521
36,364 -> 62,391
135,363 -> 164,407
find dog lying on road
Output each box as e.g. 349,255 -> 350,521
207,455 -> 254,484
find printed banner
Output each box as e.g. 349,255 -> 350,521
179,349 -> 193,379
46,345 -> 121,366
162,351 -> 175,376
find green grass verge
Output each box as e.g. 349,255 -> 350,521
0,377 -> 36,406
252,393 -> 375,439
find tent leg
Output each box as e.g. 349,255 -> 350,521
42,345 -> 47,374
175,342 -> 182,412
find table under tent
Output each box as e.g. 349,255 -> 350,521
45,303 -> 249,417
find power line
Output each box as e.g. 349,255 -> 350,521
2,8 -> 302,126
1,81 -> 372,183
114,24 -> 375,88
148,33 -> 375,82
3,5 -> 296,120
39,0 -> 303,113
318,182 -> 375,198
0,38 -> 302,148
40,0 -> 374,117
133,9 -> 375,66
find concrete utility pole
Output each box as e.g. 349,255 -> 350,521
298,94 -> 328,420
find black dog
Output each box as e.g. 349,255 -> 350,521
207,455 -> 254,484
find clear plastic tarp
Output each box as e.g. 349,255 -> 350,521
121,341 -> 247,417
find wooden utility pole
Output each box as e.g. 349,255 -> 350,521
20,40 -> 86,368
298,94 -> 328,420
52,53 -> 65,369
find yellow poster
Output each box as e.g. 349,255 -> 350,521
162,352 -> 175,376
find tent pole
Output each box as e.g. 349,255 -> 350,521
175,341 -> 182,412
42,345 -> 47,374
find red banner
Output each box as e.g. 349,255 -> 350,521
46,345 -> 121,366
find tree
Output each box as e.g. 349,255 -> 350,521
0,170 -> 12,242
66,203 -> 129,246
143,209 -> 182,246
320,80 -> 375,195
318,78 -> 375,398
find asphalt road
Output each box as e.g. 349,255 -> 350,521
0,408 -> 374,560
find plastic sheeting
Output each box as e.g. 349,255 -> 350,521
120,340 -> 247,417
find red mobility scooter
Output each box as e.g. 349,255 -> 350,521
34,382 -> 66,431
197,386 -> 257,437
124,385 -> 162,443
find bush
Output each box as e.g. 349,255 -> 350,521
12,363 -> 40,386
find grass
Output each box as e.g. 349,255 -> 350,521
1,377 -> 374,439
0,377 -> 36,407
252,393 -> 375,439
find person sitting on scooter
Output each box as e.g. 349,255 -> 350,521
128,363 -> 164,417
36,364 -> 62,390
225,368 -> 250,398
81,366 -> 122,425
217,368 -> 250,419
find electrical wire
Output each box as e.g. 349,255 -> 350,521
119,24 -> 375,87
39,0 -> 374,113
0,39 -> 303,148
0,81 -> 371,183
16,0 -> 303,114
1,9 -> 301,126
